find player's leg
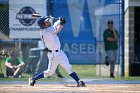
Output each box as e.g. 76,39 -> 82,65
6,67 -> 14,78
59,50 -> 86,87
13,66 -> 23,78
107,50 -> 116,78
29,62 -> 58,86
110,50 -> 118,78
29,52 -> 59,86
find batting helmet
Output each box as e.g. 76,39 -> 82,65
37,17 -> 50,29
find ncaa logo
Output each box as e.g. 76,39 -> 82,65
16,6 -> 36,26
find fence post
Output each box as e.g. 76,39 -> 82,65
120,0 -> 125,77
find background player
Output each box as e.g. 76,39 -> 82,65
5,50 -> 25,78
29,17 -> 86,87
103,20 -> 118,78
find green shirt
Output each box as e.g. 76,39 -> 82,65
5,57 -> 24,66
103,29 -> 118,51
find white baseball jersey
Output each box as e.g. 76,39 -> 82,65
40,20 -> 73,77
40,26 -> 60,51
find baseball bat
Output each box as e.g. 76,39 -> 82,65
32,13 -> 41,17
32,14 -> 59,20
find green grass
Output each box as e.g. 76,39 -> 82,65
114,76 -> 140,80
0,64 -> 96,81
58,64 -> 96,78
0,59 -> 6,76
1,59 -> 140,81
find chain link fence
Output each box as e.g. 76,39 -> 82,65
0,1 -> 9,37
0,40 -> 40,78
0,1 -> 41,78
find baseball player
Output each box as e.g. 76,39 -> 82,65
103,20 -> 118,78
29,17 -> 86,87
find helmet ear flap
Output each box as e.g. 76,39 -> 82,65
37,22 -> 46,29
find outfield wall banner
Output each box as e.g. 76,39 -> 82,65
9,0 -> 46,38
53,0 -> 122,64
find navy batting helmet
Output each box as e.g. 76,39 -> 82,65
37,17 -> 50,29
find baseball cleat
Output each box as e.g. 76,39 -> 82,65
29,78 -> 36,86
77,81 -> 86,87
110,75 -> 115,78
110,73 -> 115,78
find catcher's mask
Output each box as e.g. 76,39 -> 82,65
37,17 -> 51,29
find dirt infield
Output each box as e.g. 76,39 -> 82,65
0,84 -> 140,93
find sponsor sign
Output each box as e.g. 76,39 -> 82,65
9,0 -> 46,38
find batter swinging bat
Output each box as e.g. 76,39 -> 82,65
32,13 -> 59,20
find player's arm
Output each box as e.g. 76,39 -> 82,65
5,61 -> 14,68
16,62 -> 25,68
107,37 -> 116,42
5,57 -> 13,68
53,17 -> 66,34
15,57 -> 25,68
104,30 -> 116,42
56,25 -> 64,34
112,28 -> 118,42
107,30 -> 118,42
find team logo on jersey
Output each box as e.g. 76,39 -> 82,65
16,6 -> 36,26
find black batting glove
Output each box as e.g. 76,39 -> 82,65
60,17 -> 66,25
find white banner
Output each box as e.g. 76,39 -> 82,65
9,0 -> 46,38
